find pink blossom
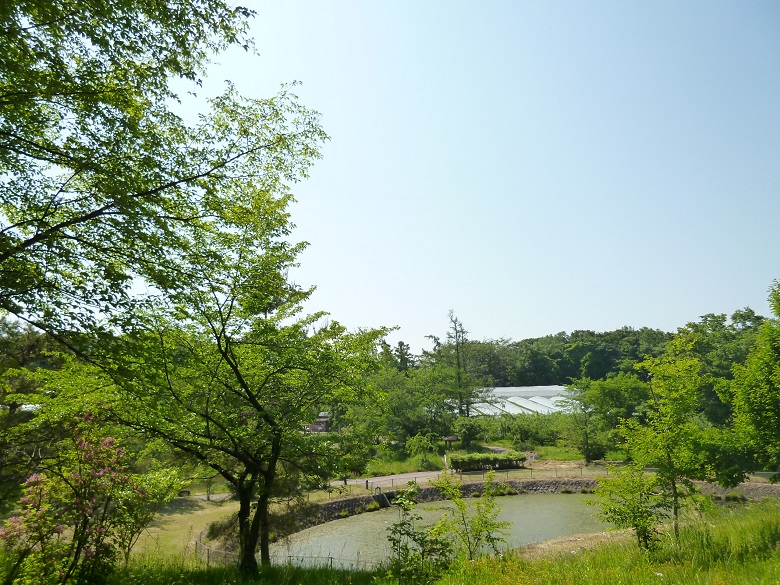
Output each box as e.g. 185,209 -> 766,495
24,474 -> 43,485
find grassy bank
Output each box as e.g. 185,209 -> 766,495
438,499 -> 780,585
105,557 -> 378,585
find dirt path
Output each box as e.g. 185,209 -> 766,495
515,529 -> 632,560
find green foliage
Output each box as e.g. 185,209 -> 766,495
431,472 -> 510,560
331,428 -> 376,478
733,281 -> 780,480
386,483 -> 453,585
589,464 -> 667,550
0,320 -> 65,512
107,301 -> 384,575
510,413 -> 562,448
366,450 -> 444,476
461,328 -> 670,388
557,391 -> 610,464
621,345 -> 741,539
453,417 -> 480,449
448,451 -> 526,472
0,423 -> 172,585
101,558 -> 381,585
405,433 -> 438,463
675,309 -> 766,425
112,470 -> 182,567
365,364 -> 454,442
437,500 -> 780,585
385,474 -> 509,583
560,374 -> 650,463
534,445 -> 583,461
0,0 -> 291,333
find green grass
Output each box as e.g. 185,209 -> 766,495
106,557 -> 380,585
365,452 -> 444,476
135,497 -> 240,556
436,499 -> 780,585
602,449 -> 628,462
535,446 -> 583,461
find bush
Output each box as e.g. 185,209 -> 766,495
448,451 -> 526,472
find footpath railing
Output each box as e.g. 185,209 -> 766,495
194,533 -> 238,567
194,531 -> 382,570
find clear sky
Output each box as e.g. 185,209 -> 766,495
186,1 -> 780,352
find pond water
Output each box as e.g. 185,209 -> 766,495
269,493 -> 608,568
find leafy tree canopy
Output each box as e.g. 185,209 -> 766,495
1,1 -> 326,336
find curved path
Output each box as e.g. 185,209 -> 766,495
330,446 -> 514,490
330,469 -> 443,491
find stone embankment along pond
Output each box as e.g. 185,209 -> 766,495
298,478 -> 597,531
297,477 -> 780,532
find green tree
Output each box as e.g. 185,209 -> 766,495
589,463 -> 667,551
112,470 -> 182,567
386,483 -> 452,585
733,282 -> 780,481
675,310 -> 765,425
560,379 -> 608,463
0,320 -> 66,511
1,1 -> 327,337
366,364 -> 450,442
509,345 -> 561,386
95,205 -> 385,577
430,471 -> 509,560
405,433 -> 439,467
579,374 -> 650,430
113,316 -> 380,577
419,314 -> 488,423
453,416 -> 480,449
560,374 -> 650,461
621,347 -> 738,539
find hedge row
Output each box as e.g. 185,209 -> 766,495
449,451 -> 527,472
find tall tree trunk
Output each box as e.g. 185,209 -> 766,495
257,490 -> 272,566
670,477 -> 680,540
236,482 -> 259,579
257,431 -> 282,566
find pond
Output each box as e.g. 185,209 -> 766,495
269,493 -> 608,568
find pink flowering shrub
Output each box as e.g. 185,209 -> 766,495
0,420 -> 177,584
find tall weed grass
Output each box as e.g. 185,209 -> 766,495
439,499 -> 780,585
106,555 -> 379,585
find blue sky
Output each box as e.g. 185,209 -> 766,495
187,1 -> 780,351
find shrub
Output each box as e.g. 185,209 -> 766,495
448,451 -> 527,472
0,425 -> 178,584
